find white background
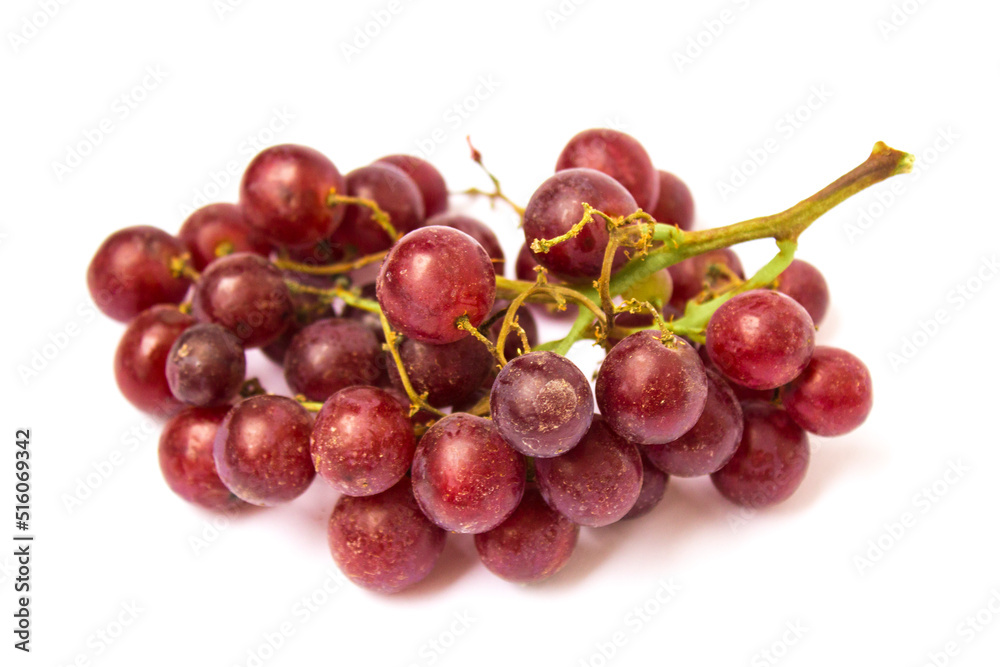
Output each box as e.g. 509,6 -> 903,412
2,1 -> 999,666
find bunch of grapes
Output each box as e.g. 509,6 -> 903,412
88,128 -> 896,594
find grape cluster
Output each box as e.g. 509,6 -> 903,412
88,129 -> 875,594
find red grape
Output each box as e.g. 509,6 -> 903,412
177,203 -> 271,270
87,226 -> 191,322
375,154 -> 449,218
489,304 -> 538,360
311,386 -> 415,496
705,290 -> 815,390
645,369 -> 743,477
774,259 -> 830,325
166,323 -> 246,407
555,129 -> 659,211
429,213 -> 505,275
780,347 -> 873,436
650,170 -> 695,231
534,416 -> 643,527
283,318 -> 386,402
523,168 -> 638,280
328,478 -> 446,594
490,351 -> 594,458
596,330 -> 708,444
114,305 -> 194,417
377,226 -> 496,344
329,163 -> 425,255
213,395 -> 315,506
621,455 -> 669,520
474,486 -> 579,583
711,402 -> 810,508
158,406 -> 246,511
386,335 -> 492,408
240,144 -> 345,248
411,413 -> 526,533
192,253 -> 293,348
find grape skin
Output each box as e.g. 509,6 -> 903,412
555,128 -> 660,211
159,406 -> 247,511
429,213 -> 505,275
311,386 -> 415,496
213,395 -> 315,506
411,413 -> 526,534
595,330 -> 708,445
534,416 -> 643,527
377,226 -> 496,344
177,203 -> 271,271
711,401 -> 810,508
650,170 -> 695,231
283,318 -> 386,402
387,335 -> 492,408
328,478 -> 446,594
774,259 -> 830,325
490,351 -> 594,458
375,154 -> 449,218
166,323 -> 246,407
621,455 -> 669,521
474,487 -> 579,583
114,305 -> 195,417
644,369 -> 743,477
705,290 -> 815,390
192,253 -> 293,349
239,144 -> 346,248
780,346 -> 873,436
87,226 -> 192,323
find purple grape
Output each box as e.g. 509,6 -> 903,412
411,413 -> 526,533
87,226 -> 192,323
555,129 -> 659,211
595,330 -> 708,444
429,213 -> 505,275
329,163 -> 425,255
780,347 -> 873,436
474,486 -> 579,583
650,170 -> 695,231
711,402 -> 810,508
311,386 -> 415,496
534,416 -> 643,527
377,226 -> 496,344
490,351 -> 594,458
523,168 -> 638,280
328,478 -> 446,594
159,406 -> 246,511
177,203 -> 271,271
705,290 -> 815,390
375,154 -> 449,218
387,335 -> 492,408
774,259 -> 830,325
621,455 -> 669,520
114,305 -> 194,417
667,248 -> 745,311
191,253 -> 293,349
283,318 -> 386,402
645,369 -> 743,477
213,395 -> 315,506
239,144 -> 346,248
166,323 -> 246,407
